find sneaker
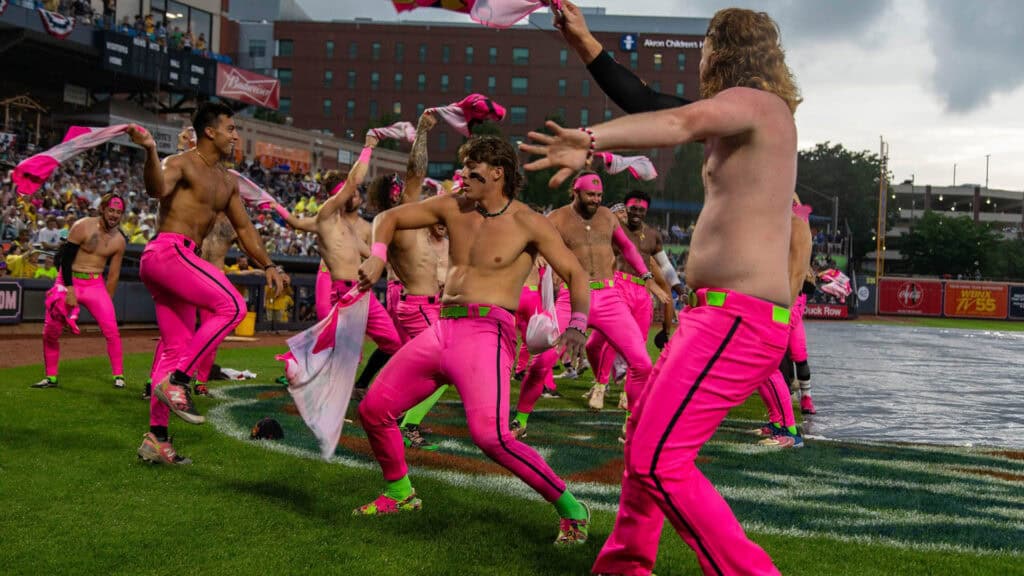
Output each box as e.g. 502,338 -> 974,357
194,383 -> 210,396
154,376 -> 205,425
353,491 -> 422,516
113,376 -> 126,389
554,503 -> 591,546
751,422 -> 782,437
513,370 -> 525,381
275,375 -> 290,386
587,384 -> 606,411
142,381 -> 152,401
553,368 -> 578,380
541,390 -> 563,399
30,377 -> 58,389
800,395 -> 817,415
136,433 -> 192,465
617,390 -> 628,411
510,420 -> 528,439
758,429 -> 804,449
403,425 -> 439,451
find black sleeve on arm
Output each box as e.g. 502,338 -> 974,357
58,242 -> 80,286
586,51 -> 692,114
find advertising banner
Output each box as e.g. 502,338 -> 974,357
98,31 -> 215,95
943,282 -> 1009,319
877,278 -> 943,316
1008,285 -> 1024,320
216,63 -> 280,109
255,141 -> 311,172
804,302 -> 849,319
0,282 -> 23,324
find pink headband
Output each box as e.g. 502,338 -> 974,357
625,198 -> 648,209
389,179 -> 402,203
572,174 -> 603,193
108,197 -> 125,211
329,180 -> 346,196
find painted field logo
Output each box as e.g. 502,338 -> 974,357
211,384 -> 1024,557
897,282 -> 924,308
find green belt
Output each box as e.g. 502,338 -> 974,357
72,272 -> 101,280
563,279 -> 614,291
620,272 -> 646,286
526,285 -> 538,292
688,290 -> 790,325
440,305 -> 492,319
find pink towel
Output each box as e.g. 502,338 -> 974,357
368,121 -> 417,143
525,265 -> 558,353
594,152 -> 658,182
792,203 -> 813,223
230,169 -> 281,211
392,0 -> 559,28
428,94 -> 506,137
13,124 -> 134,195
44,283 -> 81,335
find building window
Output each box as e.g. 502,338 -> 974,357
279,97 -> 291,114
677,52 -> 686,70
512,47 -> 529,65
653,53 -> 663,71
607,50 -> 615,60
394,73 -> 403,90
581,78 -> 590,97
324,69 -> 333,87
326,40 -> 334,58
511,77 -> 528,95
278,39 -> 293,57
371,71 -> 380,90
438,132 -> 447,151
442,45 -> 451,64
510,106 -> 527,125
323,98 -> 332,117
675,82 -> 685,98
416,103 -> 425,117
559,48 -> 567,67
557,78 -> 566,97
489,46 -> 497,64
348,70 -> 356,89
630,52 -> 638,69
248,39 -> 266,58
651,81 -> 660,92
418,73 -> 426,92
346,100 -> 355,119
465,45 -> 474,64
419,43 -> 427,63
580,108 -> 589,125
464,75 -> 472,92
556,107 -> 566,121
395,42 -> 404,63
393,101 -> 402,114
277,68 -> 292,86
152,2 -> 212,47
604,109 -> 612,121
487,76 -> 496,94
371,42 -> 381,60
440,74 -> 449,93
369,100 -> 378,119
349,41 -> 358,59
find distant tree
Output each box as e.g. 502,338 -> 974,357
899,212 -> 1000,277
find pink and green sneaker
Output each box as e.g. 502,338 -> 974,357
352,491 -> 422,516
554,503 -> 591,546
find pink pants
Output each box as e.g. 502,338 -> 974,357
592,288 -> 788,576
758,370 -> 796,428
42,275 -> 123,377
140,233 -> 247,427
314,261 -> 333,321
395,292 -> 441,343
518,282 -> 652,414
590,272 -> 652,385
385,280 -> 403,336
359,304 -> 568,501
514,284 -> 541,374
788,294 -> 808,363
333,279 -> 402,355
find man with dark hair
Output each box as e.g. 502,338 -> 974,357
514,172 -> 666,436
34,193 -> 127,390
130,102 -> 288,465
353,135 -> 594,546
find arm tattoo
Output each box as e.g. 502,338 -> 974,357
407,125 -> 429,178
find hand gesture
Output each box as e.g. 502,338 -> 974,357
520,121 -> 591,188
364,133 -> 380,149
555,327 -> 586,367
265,266 -> 289,298
126,125 -> 156,150
647,281 -> 671,305
553,1 -> 590,44
357,255 -> 386,292
64,287 -> 78,309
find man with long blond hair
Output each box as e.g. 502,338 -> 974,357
523,8 -> 798,575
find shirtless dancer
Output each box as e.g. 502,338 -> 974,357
513,172 -> 666,438
524,8 -> 800,574
132,102 -> 288,465
34,193 -> 127,390
354,135 -> 594,546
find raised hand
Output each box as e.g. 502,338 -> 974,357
126,125 -> 156,150
520,121 -> 591,188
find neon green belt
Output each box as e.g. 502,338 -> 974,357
72,272 -> 101,280
688,290 -> 790,325
620,272 -> 646,286
563,279 -> 614,291
440,305 -> 492,319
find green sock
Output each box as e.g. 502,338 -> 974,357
113,374 -> 123,379
146,378 -> 152,385
384,475 -> 413,501
400,385 -> 448,428
514,411 -> 530,428
47,376 -> 57,383
787,425 -> 799,436
770,422 -> 783,430
554,490 -> 587,520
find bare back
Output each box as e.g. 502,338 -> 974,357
390,229 -> 445,296
71,217 -> 126,274
318,212 -> 366,281
548,205 -> 618,281
617,223 -> 661,275
200,214 -> 237,269
788,213 -> 812,303
686,89 -> 797,306
158,151 -> 238,244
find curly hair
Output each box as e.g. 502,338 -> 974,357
321,170 -> 349,197
457,135 -> 524,198
701,9 -> 801,114
366,173 -> 404,211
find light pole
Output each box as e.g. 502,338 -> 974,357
909,173 -> 915,221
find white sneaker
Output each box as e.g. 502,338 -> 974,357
618,390 -> 629,411
588,384 -> 606,411
554,368 -> 578,380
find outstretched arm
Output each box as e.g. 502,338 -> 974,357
273,203 -> 317,232
401,111 -> 437,205
319,134 -> 377,221
128,125 -> 176,200
223,183 -> 289,297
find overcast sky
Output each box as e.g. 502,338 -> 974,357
298,0 -> 1024,192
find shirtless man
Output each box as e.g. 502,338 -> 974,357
523,9 -> 800,575
132,102 -> 288,465
354,135 -> 594,546
34,193 -> 127,390
513,173 -> 666,437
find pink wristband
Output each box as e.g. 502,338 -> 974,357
273,204 -> 291,219
568,312 -> 588,333
358,146 -> 373,165
371,242 -> 388,262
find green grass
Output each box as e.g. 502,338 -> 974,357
854,315 -> 1024,331
1,338 -> 1022,575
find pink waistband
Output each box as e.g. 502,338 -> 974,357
148,232 -> 201,254
331,279 -> 357,290
400,293 -> 440,305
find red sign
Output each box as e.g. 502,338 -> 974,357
803,303 -> 848,319
216,63 -> 280,109
877,278 -> 943,316
943,282 -> 1008,319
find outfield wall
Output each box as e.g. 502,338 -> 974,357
875,277 -> 1024,320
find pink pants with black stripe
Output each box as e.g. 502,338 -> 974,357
314,261 -> 333,321
140,233 -> 247,427
589,271 -> 653,385
358,304 -> 568,502
42,275 -> 123,378
592,288 -> 786,576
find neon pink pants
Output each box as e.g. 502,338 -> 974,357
385,279 -> 403,337
395,292 -> 441,342
359,304 -> 568,501
333,279 -> 402,355
43,275 -> 123,377
514,284 -> 541,374
788,293 -> 808,363
518,283 -> 651,414
314,261 -> 333,321
589,272 -> 652,385
758,370 -> 796,428
592,288 -> 787,576
140,233 -> 247,427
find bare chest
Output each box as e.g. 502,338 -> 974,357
81,226 -> 121,258
559,214 -> 612,253
452,217 -> 527,269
